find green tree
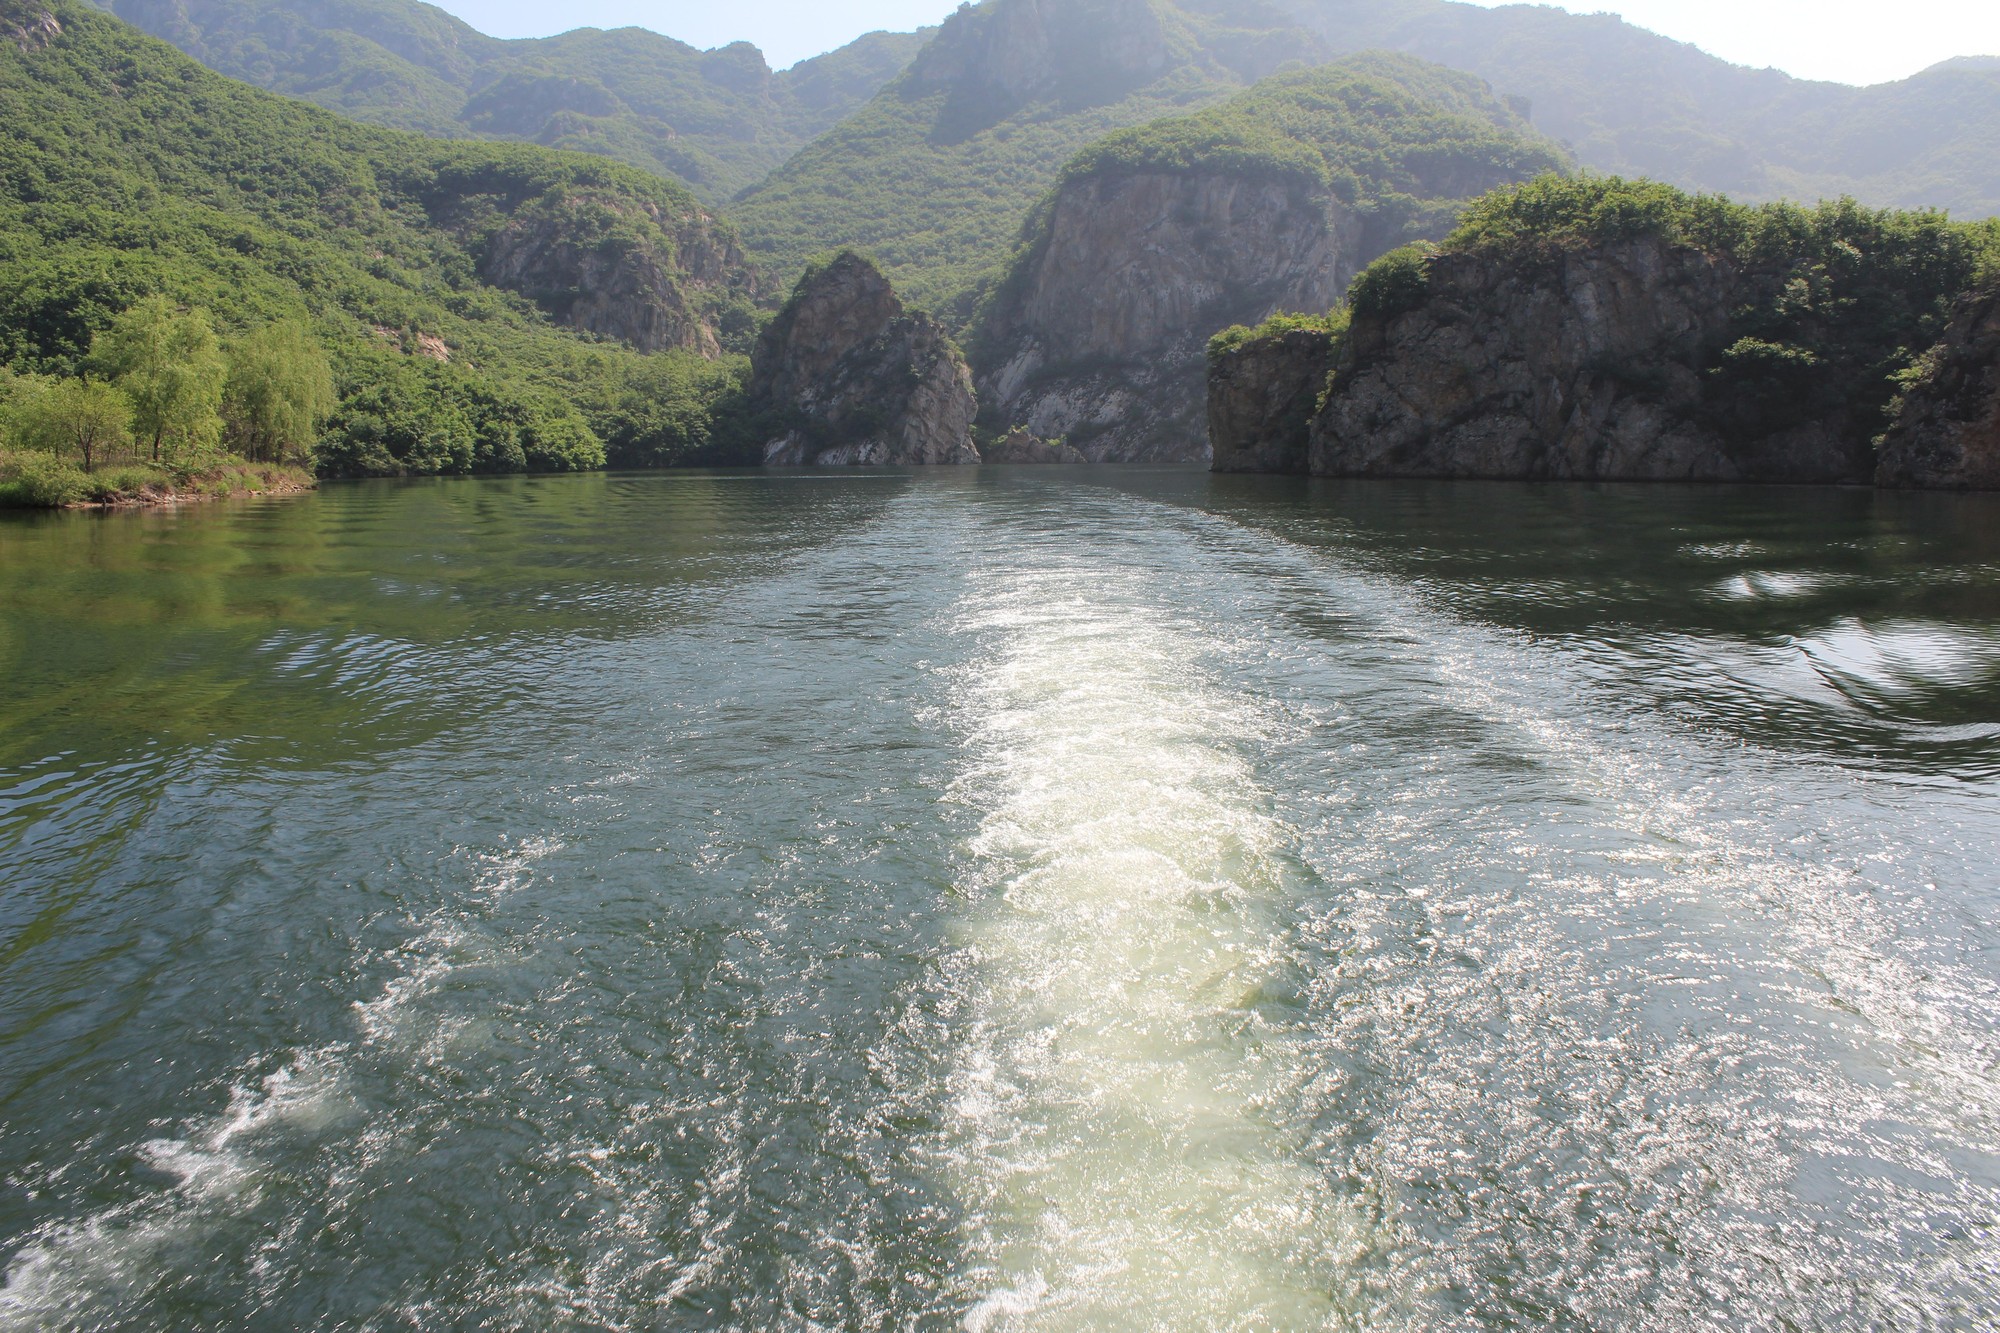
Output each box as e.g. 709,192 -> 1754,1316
91,298 -> 226,464
11,378 -> 133,472
224,321 -> 337,463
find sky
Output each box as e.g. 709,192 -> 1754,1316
430,0 -> 2000,86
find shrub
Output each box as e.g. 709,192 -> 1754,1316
84,463 -> 172,502
1207,309 -> 1352,360
0,451 -> 91,507
1348,243 -> 1438,319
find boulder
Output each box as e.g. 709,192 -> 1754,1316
981,428 -> 1086,464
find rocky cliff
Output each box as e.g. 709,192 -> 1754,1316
1877,286 -> 2000,489
469,188 -> 756,357
1305,236 -> 1883,482
752,253 -> 980,466
972,57 -> 1568,464
978,171 -> 1353,463
1223,176 -> 2000,485
1208,325 -> 1336,474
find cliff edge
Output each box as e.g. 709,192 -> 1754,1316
1877,285 -> 2000,488
1212,176 -> 1999,486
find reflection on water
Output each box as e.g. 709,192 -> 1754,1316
2,470 -> 1999,1329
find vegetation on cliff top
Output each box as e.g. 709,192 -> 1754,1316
1207,309 -> 1350,361
1058,54 -> 1568,254
1337,174 -> 2000,443
0,1 -> 760,477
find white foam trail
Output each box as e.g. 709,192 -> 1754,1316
946,567 -> 1380,1331
0,837 -> 560,1329
0,1057 -> 344,1330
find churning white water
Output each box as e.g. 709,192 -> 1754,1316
945,563 -> 1374,1330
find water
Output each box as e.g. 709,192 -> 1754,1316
1,469 -> 1998,1330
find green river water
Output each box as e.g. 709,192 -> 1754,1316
1,468 -> 1997,1330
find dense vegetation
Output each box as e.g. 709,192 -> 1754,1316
104,0 -> 932,202
1286,0 -> 2000,217
0,301 -> 325,508
732,0 -> 1335,318
0,0 -> 762,487
1343,174 -> 2000,441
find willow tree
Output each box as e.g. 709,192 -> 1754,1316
224,321 -> 336,464
92,299 -> 226,464
10,378 -> 132,472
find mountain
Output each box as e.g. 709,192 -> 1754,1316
0,0 -> 762,473
972,52 -> 1568,462
1278,0 -> 2000,217
731,0 -> 1335,315
100,0 -> 932,201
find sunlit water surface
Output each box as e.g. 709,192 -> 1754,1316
2,469 -> 1998,1330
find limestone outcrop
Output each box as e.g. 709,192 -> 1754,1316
752,253 -> 980,466
474,190 -> 754,357
2,0 -> 59,50
1207,326 -> 1336,474
970,57 -> 1565,465
1303,238 -> 1876,483
977,171 -> 1355,464
1877,286 -> 2000,489
981,428 -> 1087,464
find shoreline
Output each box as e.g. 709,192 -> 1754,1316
65,470 -> 318,511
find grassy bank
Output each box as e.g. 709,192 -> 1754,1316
0,450 -> 314,509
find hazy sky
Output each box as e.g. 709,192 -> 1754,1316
430,1 -> 2000,86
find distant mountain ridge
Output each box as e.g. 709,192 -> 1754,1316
1279,0 -> 2000,217
733,0 -> 1335,315
99,0 -> 931,200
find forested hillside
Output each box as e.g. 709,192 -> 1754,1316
101,0 -> 931,200
732,0 -> 1333,317
0,0 -> 763,478
1280,0 -> 2000,216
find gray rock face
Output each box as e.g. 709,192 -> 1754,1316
3,0 -> 59,50
1208,328 -> 1335,475
978,171 -> 1355,464
475,191 -> 752,357
1877,287 -> 2000,489
1308,238 -> 1873,483
753,253 -> 980,467
981,428 -> 1087,464
906,0 -> 1174,138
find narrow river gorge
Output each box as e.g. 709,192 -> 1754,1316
2,470 -> 1997,1330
